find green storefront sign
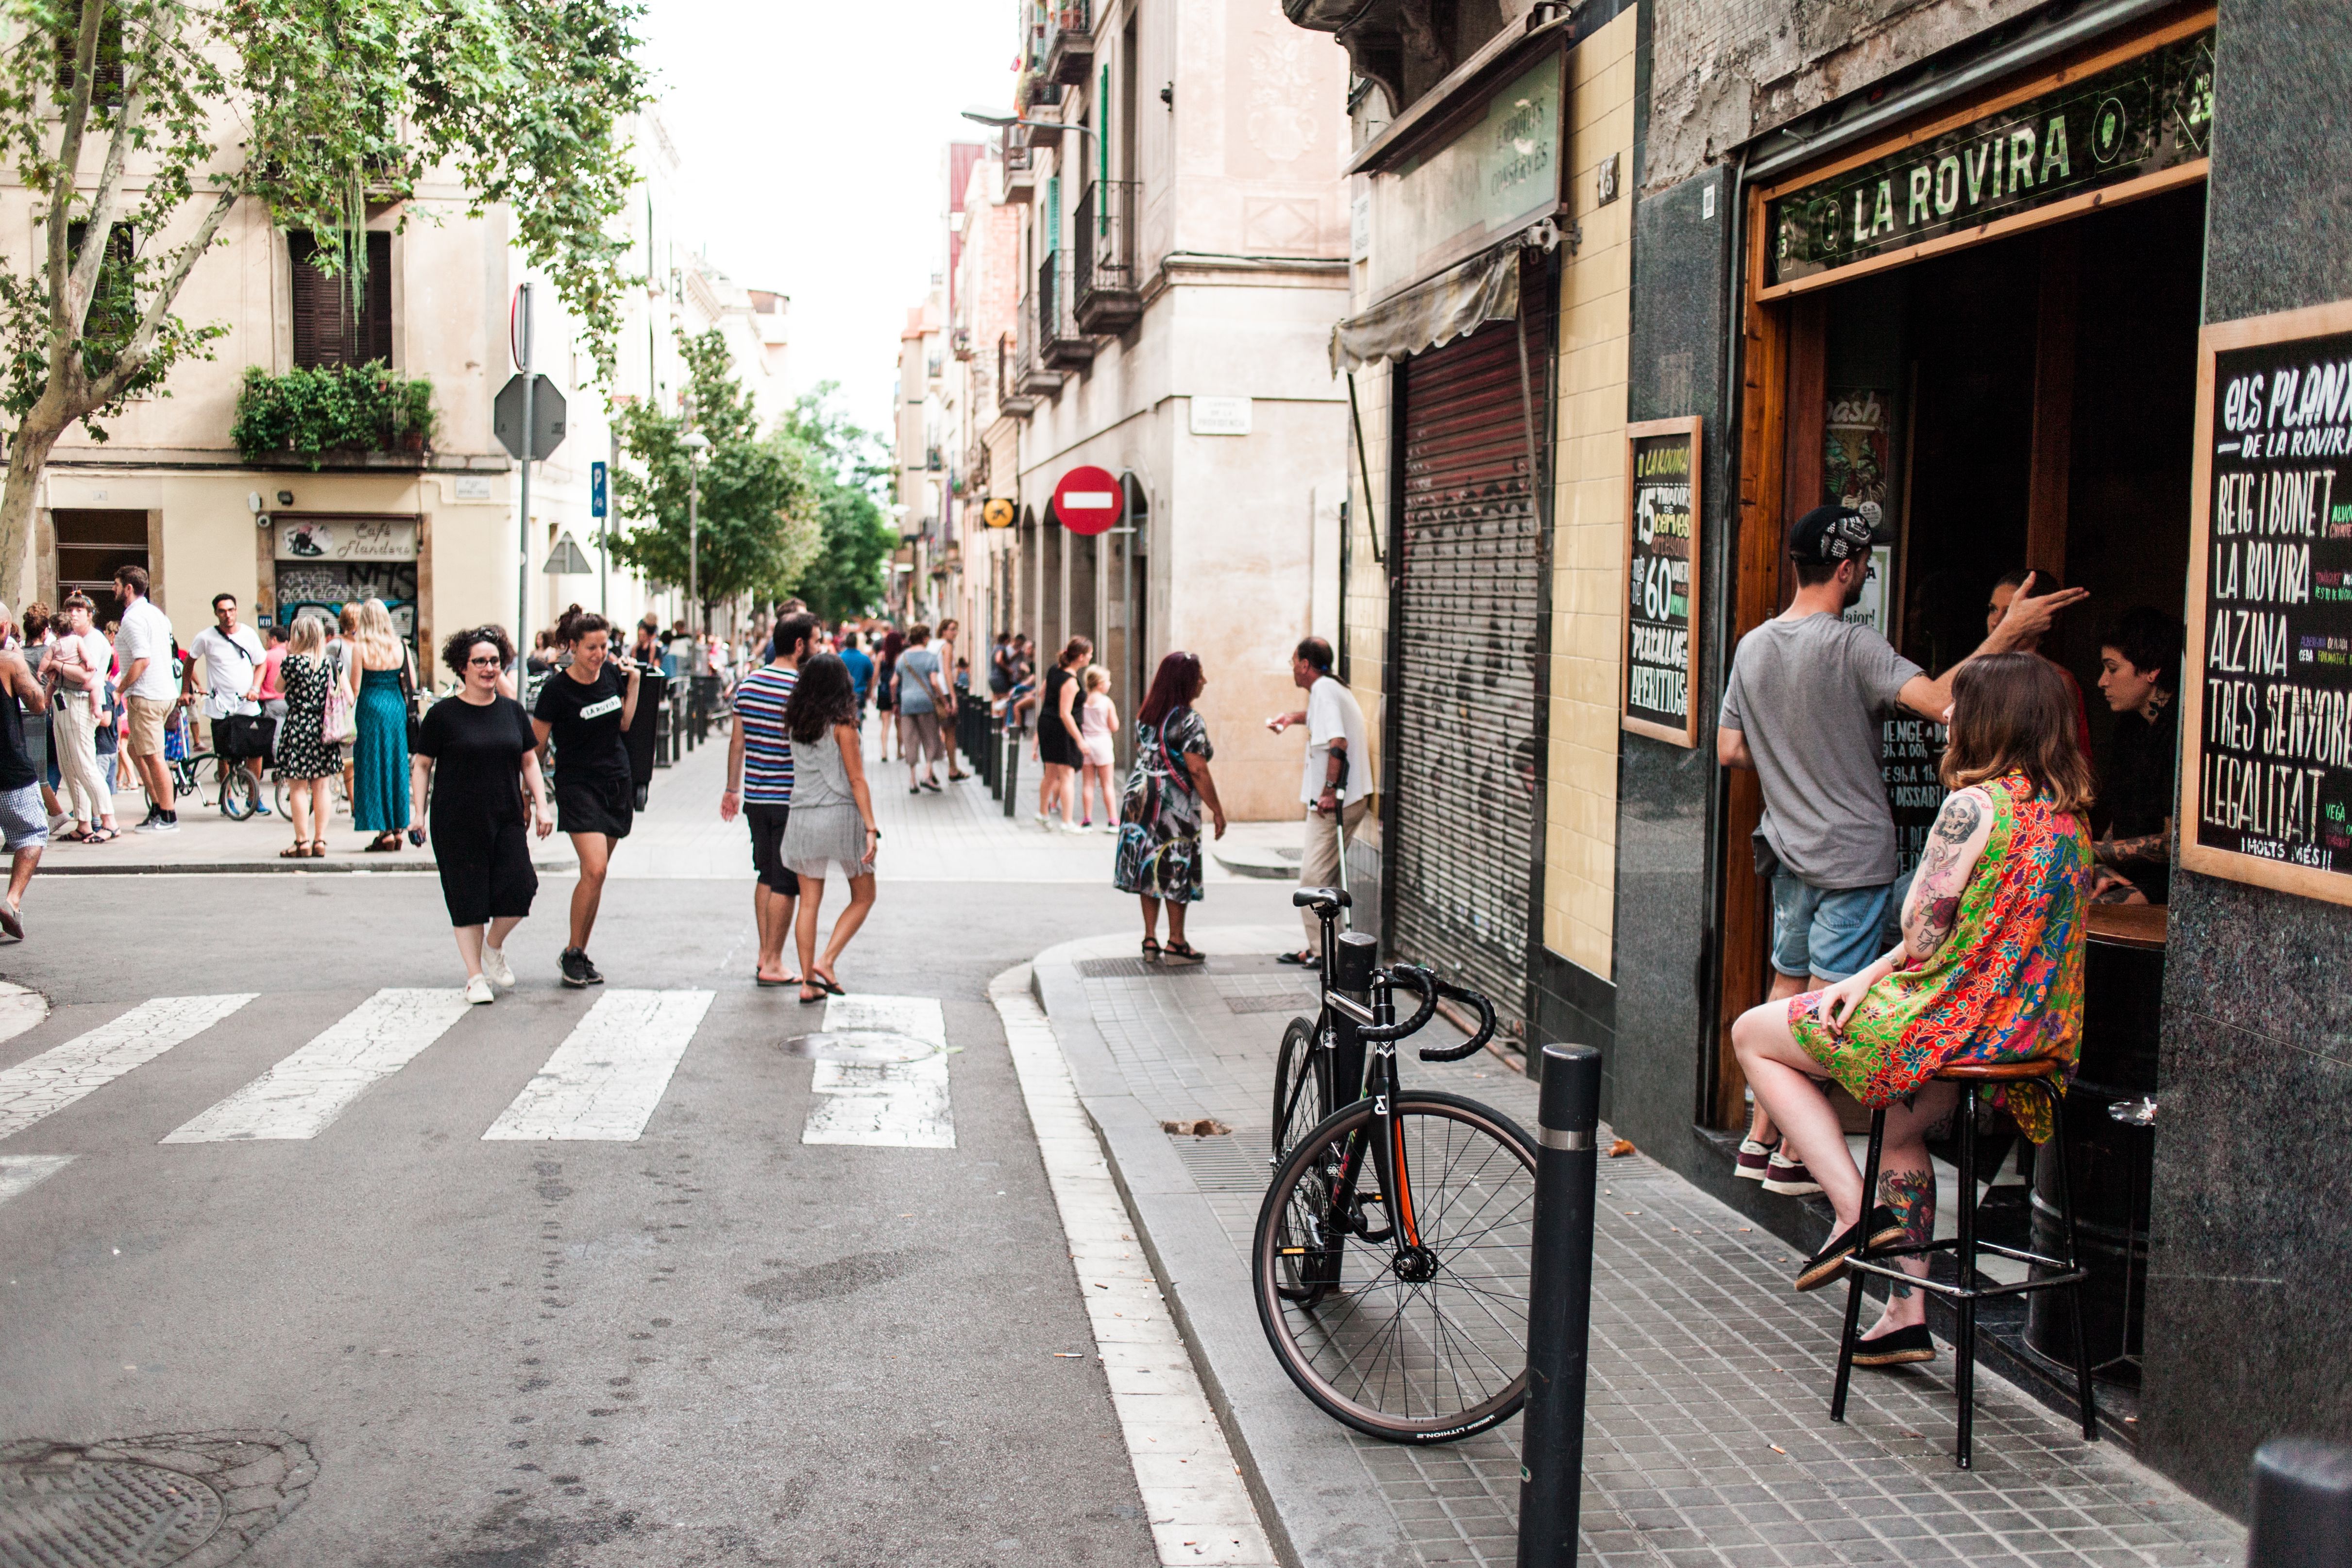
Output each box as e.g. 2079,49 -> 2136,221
1370,51 -> 1563,299
1766,29 -> 2214,289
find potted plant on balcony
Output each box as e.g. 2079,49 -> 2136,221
230,362 -> 438,469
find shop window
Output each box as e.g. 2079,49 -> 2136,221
288,231 -> 393,369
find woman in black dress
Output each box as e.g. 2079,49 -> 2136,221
532,606 -> 642,988
276,614 -> 343,859
412,625 -> 550,1005
1033,635 -> 1092,831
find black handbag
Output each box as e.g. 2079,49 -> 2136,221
215,712 -> 277,761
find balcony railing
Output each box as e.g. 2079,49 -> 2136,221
998,331 -> 1041,416
1073,180 -> 1143,336
1036,252 -> 1095,371
1014,295 -> 1063,399
1002,142 -> 1037,203
1043,1 -> 1094,85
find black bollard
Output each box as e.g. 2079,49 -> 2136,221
1518,1043 -> 1602,1568
2249,1437 -> 2352,1568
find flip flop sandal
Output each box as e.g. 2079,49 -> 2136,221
812,973 -> 847,996
755,973 -> 801,988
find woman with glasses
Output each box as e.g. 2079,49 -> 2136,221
412,625 -> 551,1004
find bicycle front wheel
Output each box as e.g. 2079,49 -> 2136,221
1252,1090 -> 1538,1443
217,764 -> 257,820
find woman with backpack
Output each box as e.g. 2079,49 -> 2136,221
1113,651 -> 1227,966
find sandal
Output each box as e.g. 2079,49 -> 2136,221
310,840 -> 327,858
1140,937 -> 1162,961
84,827 -> 117,844
365,833 -> 400,853
1162,941 -> 1205,967
56,826 -> 90,843
280,843 -> 309,859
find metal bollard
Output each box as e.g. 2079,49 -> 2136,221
1001,728 -> 1021,818
1518,1043 -> 1602,1568
2249,1438 -> 2352,1568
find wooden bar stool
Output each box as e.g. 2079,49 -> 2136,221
1828,1058 -> 2097,1468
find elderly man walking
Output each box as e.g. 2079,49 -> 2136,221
1267,636 -> 1368,966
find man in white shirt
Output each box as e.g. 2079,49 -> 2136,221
111,565 -> 180,833
1266,636 -> 1370,964
185,592 -> 270,814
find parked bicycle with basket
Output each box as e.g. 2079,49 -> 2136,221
1252,886 -> 1539,1443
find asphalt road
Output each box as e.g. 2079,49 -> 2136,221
0,867 -> 1293,1566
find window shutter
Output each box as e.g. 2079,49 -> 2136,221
364,231 -> 393,365
290,231 -> 394,368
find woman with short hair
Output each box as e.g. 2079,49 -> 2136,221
780,652 -> 879,1003
415,625 -> 550,1004
531,604 -> 641,987
1732,652 -> 2094,1366
275,615 -> 343,858
349,598 -> 414,852
1114,651 -> 1227,965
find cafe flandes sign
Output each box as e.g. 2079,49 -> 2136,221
1764,27 -> 2213,293
1370,50 -> 1562,301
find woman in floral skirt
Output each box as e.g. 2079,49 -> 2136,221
1113,651 -> 1227,966
1732,651 -> 2093,1367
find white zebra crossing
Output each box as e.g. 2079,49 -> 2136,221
0,995 -> 256,1143
482,989 -> 714,1141
163,989 -> 473,1143
800,995 -> 955,1148
0,1153 -> 72,1210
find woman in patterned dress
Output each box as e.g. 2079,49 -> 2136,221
1113,651 -> 1227,966
1732,652 -> 2093,1366
275,614 -> 343,858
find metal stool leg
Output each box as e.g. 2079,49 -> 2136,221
2046,1080 -> 2099,1441
1955,1083 -> 1980,1469
1830,1107 -> 1887,1423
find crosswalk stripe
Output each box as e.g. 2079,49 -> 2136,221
0,1153 -> 72,1210
801,995 -> 954,1149
481,989 -> 713,1142
162,989 -> 473,1144
0,995 -> 256,1143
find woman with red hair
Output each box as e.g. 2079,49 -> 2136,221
1113,651 -> 1227,965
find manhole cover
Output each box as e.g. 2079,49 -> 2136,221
781,1030 -> 938,1064
0,1458 -> 224,1567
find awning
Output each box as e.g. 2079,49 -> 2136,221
1329,240 -> 1521,375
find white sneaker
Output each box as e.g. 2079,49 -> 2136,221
1060,820 -> 1090,834
481,945 -> 515,988
463,974 -> 495,1005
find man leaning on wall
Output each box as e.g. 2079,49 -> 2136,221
1268,636 -> 1369,965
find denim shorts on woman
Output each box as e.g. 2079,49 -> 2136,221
1769,869 -> 1893,983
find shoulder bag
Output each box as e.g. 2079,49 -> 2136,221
321,655 -> 358,745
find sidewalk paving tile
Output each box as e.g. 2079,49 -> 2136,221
1032,931 -> 2248,1568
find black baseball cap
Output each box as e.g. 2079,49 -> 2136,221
1788,504 -> 1874,565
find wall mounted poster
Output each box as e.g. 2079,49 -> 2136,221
1623,417 -> 1704,746
2180,298 -> 2352,906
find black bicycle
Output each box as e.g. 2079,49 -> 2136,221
1252,887 -> 1539,1444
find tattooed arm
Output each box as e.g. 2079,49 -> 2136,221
2095,822 -> 2169,867
1900,786 -> 1997,963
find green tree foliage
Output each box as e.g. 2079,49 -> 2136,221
0,0 -> 652,587
778,384 -> 897,623
609,328 -> 817,619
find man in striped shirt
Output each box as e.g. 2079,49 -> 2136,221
722,611 -> 818,986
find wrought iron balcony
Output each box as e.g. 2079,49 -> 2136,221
1014,297 -> 1063,400
998,331 -> 1042,416
1043,1 -> 1094,86
1036,253 -> 1096,371
1073,180 -> 1143,336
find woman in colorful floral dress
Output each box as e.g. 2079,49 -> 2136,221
1732,652 -> 2093,1367
1114,651 -> 1227,965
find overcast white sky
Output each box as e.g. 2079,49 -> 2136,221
640,0 -> 1014,439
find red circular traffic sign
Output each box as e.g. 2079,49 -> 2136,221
1052,465 -> 1123,536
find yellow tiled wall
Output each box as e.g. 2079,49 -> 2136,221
1544,9 -> 1637,981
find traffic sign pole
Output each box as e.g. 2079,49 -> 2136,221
515,282 -> 535,660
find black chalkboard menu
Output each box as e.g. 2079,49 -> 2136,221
1623,418 -> 1704,746
2180,302 -> 2352,906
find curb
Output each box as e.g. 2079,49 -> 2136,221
1026,927 -> 1417,1568
37,859 -> 578,877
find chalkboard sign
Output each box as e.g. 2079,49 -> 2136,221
1623,418 -> 1704,746
2180,299 -> 2352,906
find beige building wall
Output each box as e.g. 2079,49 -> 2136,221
1541,9 -> 1637,982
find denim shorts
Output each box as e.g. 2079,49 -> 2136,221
0,783 -> 50,853
1769,870 -> 1893,983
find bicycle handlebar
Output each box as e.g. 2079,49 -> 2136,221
1418,979 -> 1497,1062
1357,963 -> 1438,1041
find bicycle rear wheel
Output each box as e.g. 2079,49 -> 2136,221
1252,1090 -> 1537,1443
1272,1016 -> 1323,1163
217,761 -> 258,820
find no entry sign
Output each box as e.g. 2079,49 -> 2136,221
1052,466 -> 1122,536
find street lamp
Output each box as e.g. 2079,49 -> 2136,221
681,430 -> 710,633
961,108 -> 1097,142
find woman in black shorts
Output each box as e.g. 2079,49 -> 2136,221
532,605 -> 642,987
411,626 -> 550,1005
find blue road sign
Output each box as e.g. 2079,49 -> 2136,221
591,460 -> 608,519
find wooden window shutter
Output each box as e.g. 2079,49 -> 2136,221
289,231 -> 392,368
364,231 -> 393,365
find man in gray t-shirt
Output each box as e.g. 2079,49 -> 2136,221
1715,505 -> 2082,1193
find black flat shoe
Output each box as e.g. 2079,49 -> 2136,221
1275,950 -> 1315,966
1793,1205 -> 1908,1293
1851,1322 -> 1936,1367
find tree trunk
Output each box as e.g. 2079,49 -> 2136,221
0,406 -> 71,611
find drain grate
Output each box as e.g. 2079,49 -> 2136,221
1167,1131 -> 1274,1192
1077,957 -> 1211,979
1222,995 -> 1314,1016
0,1458 -> 224,1568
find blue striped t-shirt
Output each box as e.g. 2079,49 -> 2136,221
737,664 -> 798,805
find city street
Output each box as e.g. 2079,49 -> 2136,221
0,728 -> 1292,1565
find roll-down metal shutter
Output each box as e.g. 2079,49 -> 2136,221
1388,263 -> 1549,1028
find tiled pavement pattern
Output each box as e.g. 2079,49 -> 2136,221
1043,928 -> 2244,1568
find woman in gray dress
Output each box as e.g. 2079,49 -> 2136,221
781,652 -> 880,1003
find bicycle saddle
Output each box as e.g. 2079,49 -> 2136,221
1291,886 -> 1351,910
